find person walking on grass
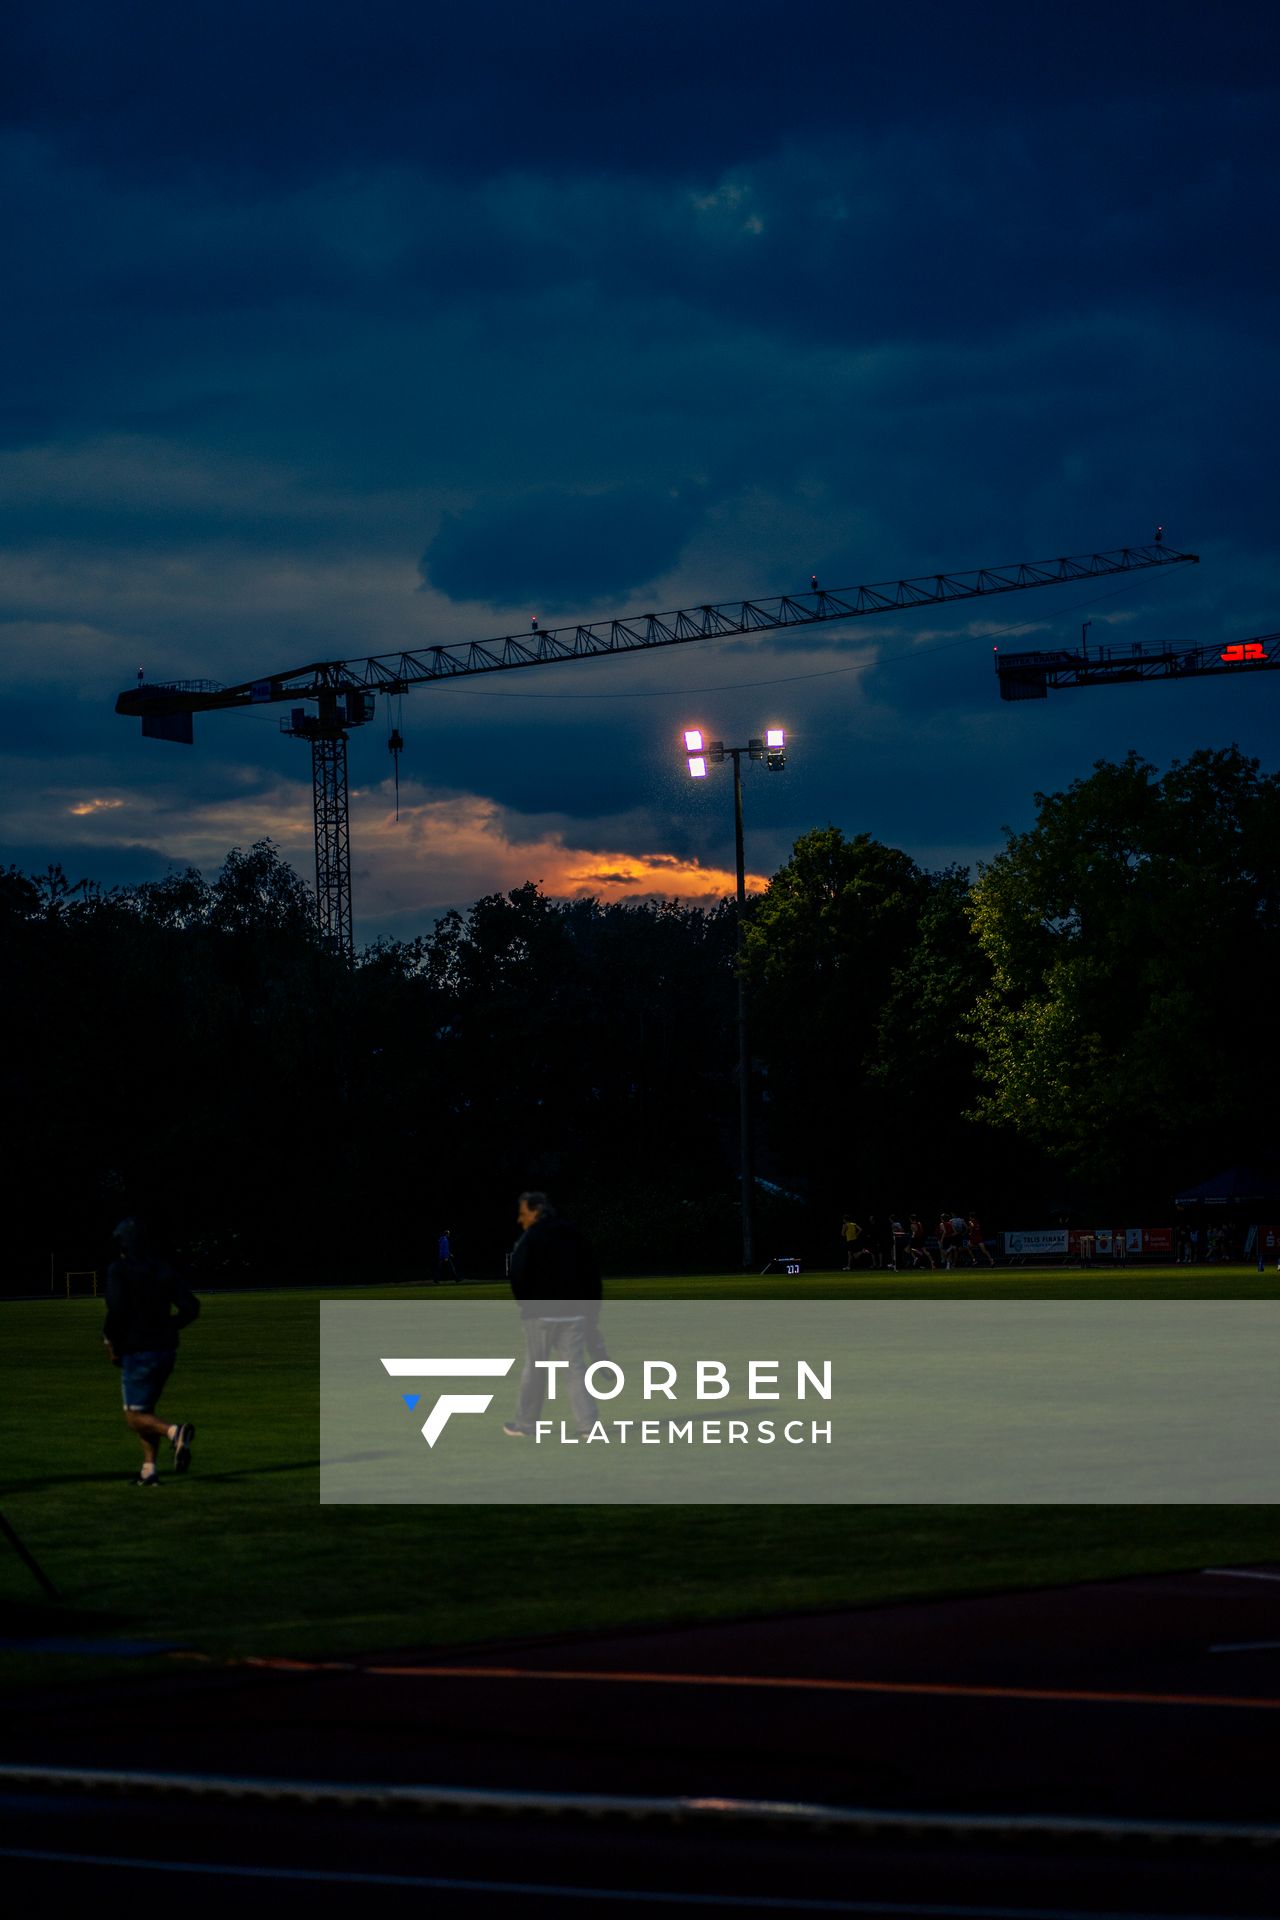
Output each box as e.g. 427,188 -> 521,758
502,1191 -> 602,1440
102,1218 -> 199,1487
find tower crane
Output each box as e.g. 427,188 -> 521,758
117,540 -> 1197,961
995,629 -> 1277,700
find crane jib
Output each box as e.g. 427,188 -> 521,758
117,542 -> 1197,722
996,628 -> 1279,700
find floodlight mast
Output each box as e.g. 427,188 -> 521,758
116,541 -> 1196,961
684,727 -> 788,1270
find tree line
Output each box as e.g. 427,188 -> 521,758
4,745 -> 1276,1290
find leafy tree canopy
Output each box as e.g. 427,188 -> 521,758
967,747 -> 1280,1191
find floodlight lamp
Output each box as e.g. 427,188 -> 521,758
688,756 -> 708,778
765,727 -> 785,749
684,728 -> 704,752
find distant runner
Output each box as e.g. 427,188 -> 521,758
841,1217 -> 873,1270
906,1215 -> 936,1269
967,1214 -> 995,1267
102,1218 -> 200,1487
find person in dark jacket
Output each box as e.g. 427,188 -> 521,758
503,1191 -> 602,1439
103,1218 -> 200,1486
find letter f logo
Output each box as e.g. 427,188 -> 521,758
381,1357 -> 516,1446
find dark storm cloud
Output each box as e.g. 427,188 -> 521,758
0,840 -> 173,889
4,0 -> 1274,188
422,487 -> 710,605
2,0 -> 1278,937
0,687 -> 145,759
9,108 -> 1277,374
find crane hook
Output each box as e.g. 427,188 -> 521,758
388,726 -> 404,822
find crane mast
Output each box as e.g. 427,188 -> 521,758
287,691 -> 366,966
117,540 -> 1197,961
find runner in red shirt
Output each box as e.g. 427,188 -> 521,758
967,1214 -> 994,1267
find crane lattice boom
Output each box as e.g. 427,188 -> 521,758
118,542 -> 1197,722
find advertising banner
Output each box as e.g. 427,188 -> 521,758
1059,1228 -> 1173,1258
1002,1228 -> 1068,1257
1254,1224 -> 1280,1258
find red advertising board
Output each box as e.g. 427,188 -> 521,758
1068,1227 -> 1173,1258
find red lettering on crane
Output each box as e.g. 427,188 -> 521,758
1220,642 -> 1266,663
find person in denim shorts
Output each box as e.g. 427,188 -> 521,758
103,1219 -> 201,1487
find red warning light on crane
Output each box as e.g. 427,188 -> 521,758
1220,642 -> 1267,663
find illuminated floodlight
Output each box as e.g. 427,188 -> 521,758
684,728 -> 704,752
688,755 -> 708,778
765,727 -> 785,749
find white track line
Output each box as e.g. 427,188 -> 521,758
0,1845 -> 1245,1917
1201,1567 -> 1280,1583
1209,1642 -> 1280,1654
0,1765 -> 1276,1849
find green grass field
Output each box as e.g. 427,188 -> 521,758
3,1268 -> 1278,1693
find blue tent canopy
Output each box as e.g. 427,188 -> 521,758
1173,1166 -> 1280,1206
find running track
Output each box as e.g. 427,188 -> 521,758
3,1566 -> 1279,1915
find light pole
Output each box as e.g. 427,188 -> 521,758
683,725 -> 787,1270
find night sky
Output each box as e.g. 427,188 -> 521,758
3,1 -> 1277,940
